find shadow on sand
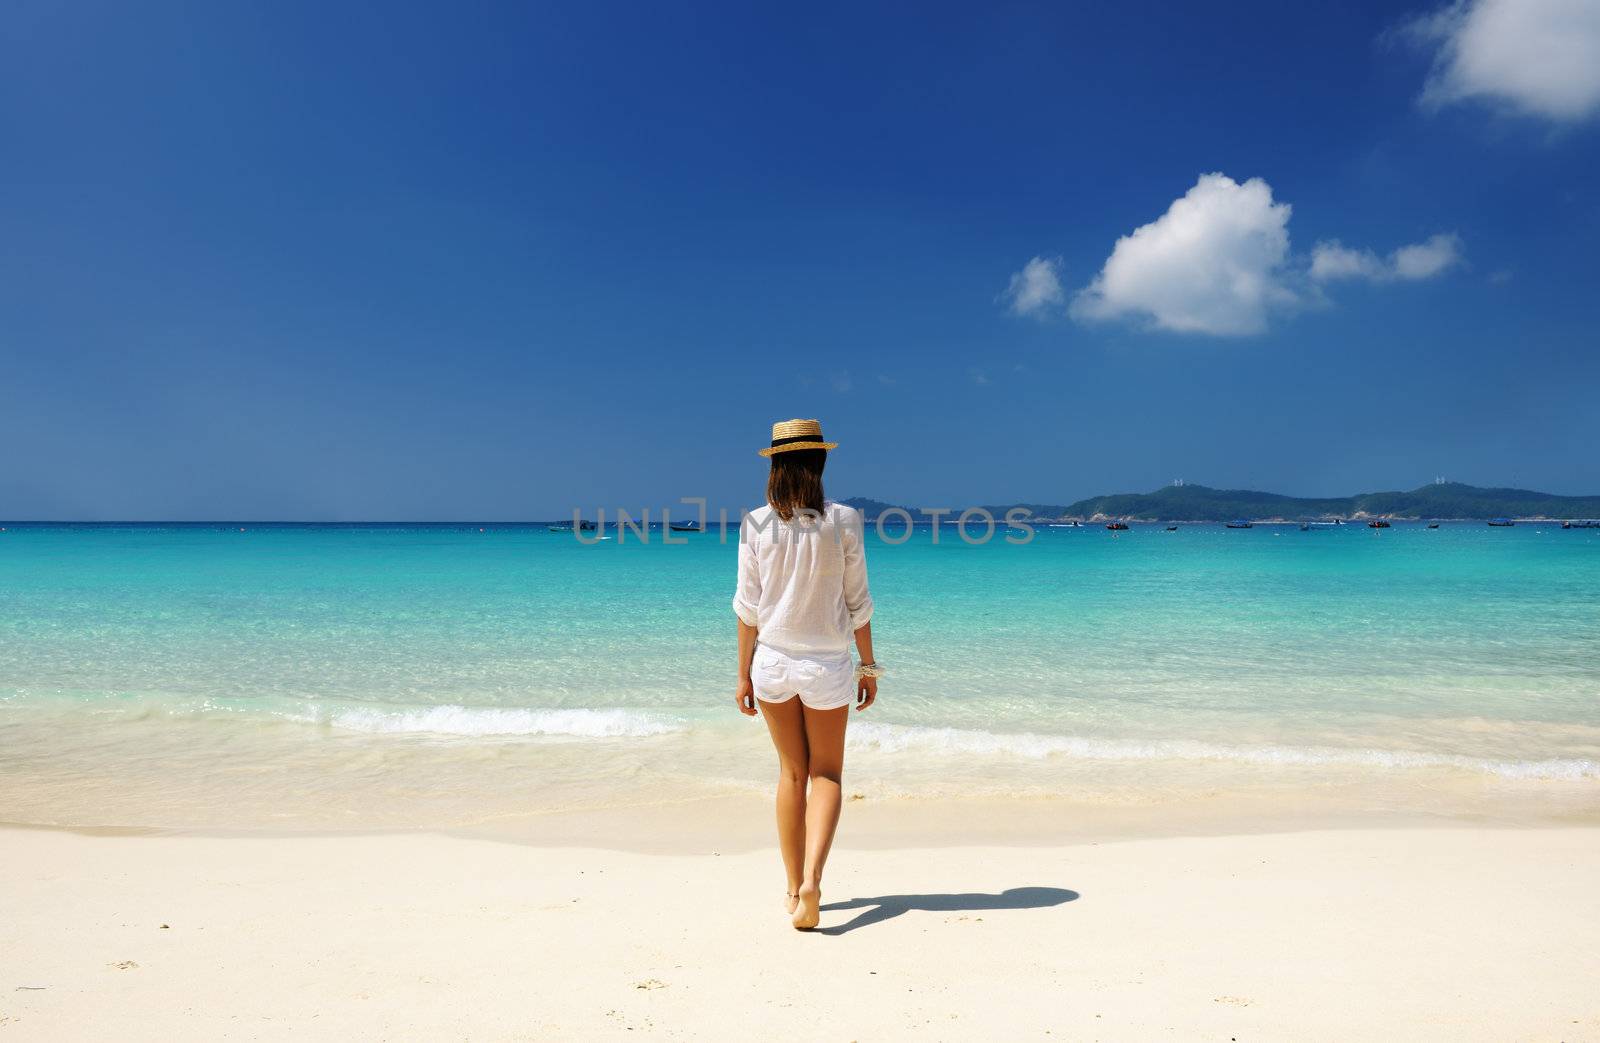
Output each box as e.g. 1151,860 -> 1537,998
816,886 -> 1079,935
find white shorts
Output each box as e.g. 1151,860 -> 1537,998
752,644 -> 854,711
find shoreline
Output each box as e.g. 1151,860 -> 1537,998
7,785 -> 1600,855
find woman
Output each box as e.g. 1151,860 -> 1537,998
732,418 -> 880,931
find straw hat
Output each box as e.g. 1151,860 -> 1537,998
758,418 -> 838,457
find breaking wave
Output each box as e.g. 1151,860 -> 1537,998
310,705 -> 683,738
847,722 -> 1600,781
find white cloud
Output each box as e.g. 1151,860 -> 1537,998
1406,0 -> 1600,122
1071,173 -> 1296,336
829,371 -> 853,393
1018,173 -> 1466,336
1309,241 -> 1387,282
1001,256 -> 1065,317
1393,233 -> 1464,278
1311,233 -> 1462,283
969,367 -> 991,386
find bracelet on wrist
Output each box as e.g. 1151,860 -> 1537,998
855,661 -> 884,679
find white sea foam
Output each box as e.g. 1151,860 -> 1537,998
846,722 -> 1600,781
6,694 -> 683,739
315,705 -> 683,738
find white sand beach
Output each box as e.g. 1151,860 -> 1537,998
4,819 -> 1597,1041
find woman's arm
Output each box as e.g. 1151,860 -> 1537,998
842,510 -> 876,710
732,528 -> 761,716
734,619 -> 759,716
853,621 -> 877,711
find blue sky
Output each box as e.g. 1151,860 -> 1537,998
3,1 -> 1597,519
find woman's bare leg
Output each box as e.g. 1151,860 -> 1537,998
794,702 -> 849,929
758,696 -> 808,910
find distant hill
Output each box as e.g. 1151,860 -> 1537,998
842,483 -> 1600,522
837,498 -> 908,520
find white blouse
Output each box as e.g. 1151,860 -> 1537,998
732,501 -> 874,656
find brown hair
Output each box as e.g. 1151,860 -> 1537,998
766,448 -> 827,522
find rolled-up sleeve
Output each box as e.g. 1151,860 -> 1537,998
732,534 -> 761,626
841,511 -> 874,630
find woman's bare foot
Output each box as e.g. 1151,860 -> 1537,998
791,883 -> 821,930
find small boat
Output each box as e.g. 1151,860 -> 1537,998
1487,518 -> 1515,527
668,519 -> 703,533
1106,522 -> 1129,531
1225,520 -> 1252,529
547,523 -> 573,533
1368,519 -> 1391,529
1427,522 -> 1440,529
1562,520 -> 1598,529
1300,519 -> 1337,530
1166,524 -> 1178,532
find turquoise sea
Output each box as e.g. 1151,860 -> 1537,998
2,521 -> 1598,831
